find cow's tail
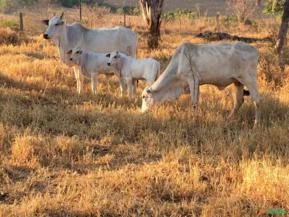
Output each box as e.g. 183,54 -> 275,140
243,89 -> 250,96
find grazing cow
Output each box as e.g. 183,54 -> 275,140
42,13 -> 138,94
141,42 -> 260,126
68,48 -> 119,95
106,51 -> 160,97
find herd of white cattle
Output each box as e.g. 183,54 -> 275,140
43,13 -> 260,126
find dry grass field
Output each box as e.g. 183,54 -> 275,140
0,6 -> 289,217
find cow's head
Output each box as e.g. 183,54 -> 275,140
141,81 -> 187,113
43,12 -> 65,40
106,51 -> 121,67
68,47 -> 83,65
141,87 -> 155,113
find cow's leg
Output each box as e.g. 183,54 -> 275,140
238,75 -> 260,126
228,82 -> 244,118
91,73 -> 97,95
187,77 -> 200,109
246,81 -> 260,127
74,67 -> 83,94
132,79 -> 137,95
127,78 -> 134,97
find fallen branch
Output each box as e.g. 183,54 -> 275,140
195,32 -> 272,43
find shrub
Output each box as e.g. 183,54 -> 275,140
0,28 -> 19,45
0,19 -> 18,29
263,0 -> 284,15
56,0 -> 79,8
226,0 -> 258,23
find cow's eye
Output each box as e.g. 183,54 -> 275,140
76,51 -> 81,54
114,56 -> 117,59
55,22 -> 63,26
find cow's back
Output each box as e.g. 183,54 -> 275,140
179,42 -> 258,72
176,42 -> 259,87
82,26 -> 137,56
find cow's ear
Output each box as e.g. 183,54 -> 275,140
106,53 -> 111,58
67,50 -> 72,54
42,19 -> 49,25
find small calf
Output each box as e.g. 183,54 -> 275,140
68,48 -> 117,94
106,51 -> 160,97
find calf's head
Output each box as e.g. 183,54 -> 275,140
42,12 -> 65,40
106,51 -> 121,67
67,47 -> 83,65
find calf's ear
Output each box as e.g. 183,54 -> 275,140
42,19 -> 49,25
105,53 -> 111,58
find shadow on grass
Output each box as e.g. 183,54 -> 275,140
1,72 -> 289,171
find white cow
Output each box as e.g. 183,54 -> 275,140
42,13 -> 138,94
141,42 -> 260,126
106,51 -> 160,97
68,48 -> 118,94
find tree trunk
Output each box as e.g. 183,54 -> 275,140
19,12 -> 24,33
276,0 -> 289,54
79,0 -> 82,21
148,16 -> 161,48
139,0 -> 164,49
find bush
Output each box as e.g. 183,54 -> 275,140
0,19 -> 18,29
0,28 -> 19,45
0,0 -> 38,11
263,0 -> 284,15
162,8 -> 195,22
56,0 -> 79,8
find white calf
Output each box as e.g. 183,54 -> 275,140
68,48 -> 116,94
106,51 -> 160,97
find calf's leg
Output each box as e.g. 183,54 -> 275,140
119,79 -> 126,97
74,67 -> 83,95
91,73 -> 97,95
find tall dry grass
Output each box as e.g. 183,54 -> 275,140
0,7 -> 288,217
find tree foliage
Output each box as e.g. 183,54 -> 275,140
226,0 -> 258,23
264,0 -> 285,15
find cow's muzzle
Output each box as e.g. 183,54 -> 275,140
43,34 -> 49,39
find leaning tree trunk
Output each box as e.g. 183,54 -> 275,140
276,0 -> 289,54
139,0 -> 164,49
